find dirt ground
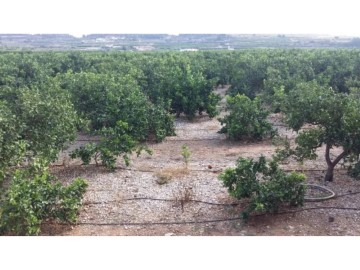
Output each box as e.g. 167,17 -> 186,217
41,86 -> 360,236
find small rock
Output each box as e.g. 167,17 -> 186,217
208,165 -> 213,169
165,233 -> 175,236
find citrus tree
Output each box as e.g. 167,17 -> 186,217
0,163 -> 87,235
130,53 -> 220,119
219,94 -> 274,140
0,80 -> 78,179
283,81 -> 360,182
59,71 -> 174,141
0,77 -> 86,235
219,156 -> 306,218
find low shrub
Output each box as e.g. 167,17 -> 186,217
70,121 -> 152,170
219,94 -> 274,140
0,165 -> 87,236
219,156 -> 306,219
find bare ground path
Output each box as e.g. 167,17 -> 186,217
42,86 -> 360,236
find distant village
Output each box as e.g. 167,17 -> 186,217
0,33 -> 359,51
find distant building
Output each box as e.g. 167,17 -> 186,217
180,48 -> 199,52
134,45 -> 155,51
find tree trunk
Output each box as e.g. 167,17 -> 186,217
324,144 -> 348,182
325,165 -> 335,182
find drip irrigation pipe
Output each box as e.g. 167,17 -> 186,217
49,162 -> 348,174
302,184 -> 336,202
83,197 -> 239,206
82,188 -> 360,206
42,191 -> 360,228
47,206 -> 360,227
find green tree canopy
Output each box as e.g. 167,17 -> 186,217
283,81 -> 360,182
219,94 -> 273,140
0,80 -> 78,178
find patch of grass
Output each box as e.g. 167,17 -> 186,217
155,167 -> 189,185
225,152 -> 238,157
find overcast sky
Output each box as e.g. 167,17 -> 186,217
1,0 -> 359,37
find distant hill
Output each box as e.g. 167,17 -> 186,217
1,33 -> 360,51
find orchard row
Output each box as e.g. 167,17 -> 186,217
2,49 -> 360,234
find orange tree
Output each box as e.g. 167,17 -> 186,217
0,78 -> 87,235
219,94 -> 274,140
219,156 -> 306,218
282,81 -> 360,182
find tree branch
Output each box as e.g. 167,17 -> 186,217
325,144 -> 332,166
332,150 -> 349,167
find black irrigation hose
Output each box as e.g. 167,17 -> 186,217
83,188 -> 360,207
48,166 -> 360,227
76,138 -> 225,142
82,188 -> 360,206
50,163 -> 348,174
335,190 -> 360,198
265,206 -> 360,216
48,206 -> 360,227
75,139 -> 101,142
53,217 -> 244,227
42,191 -> 360,228
282,168 -> 348,172
302,184 -> 336,202
166,138 -> 224,142
302,185 -> 360,201
84,197 -> 239,207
